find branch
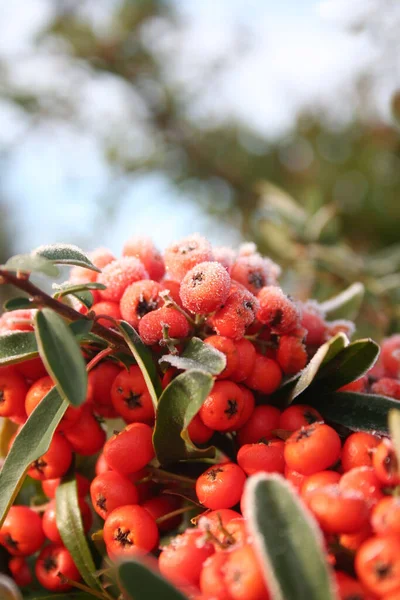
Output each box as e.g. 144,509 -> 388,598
0,269 -> 128,350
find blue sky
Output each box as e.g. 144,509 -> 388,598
0,0 -> 389,257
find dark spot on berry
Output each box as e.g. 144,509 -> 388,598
374,561 -> 392,580
179,242 -> 197,255
136,296 -> 159,318
303,411 -> 318,425
346,596 -> 362,600
117,387 -> 124,394
0,389 -> 4,404
248,271 -> 264,289
124,391 -> 142,410
232,569 -> 242,583
32,458 -> 47,474
295,426 -> 315,442
43,556 -> 58,572
114,528 -> 133,547
383,451 -> 398,475
206,467 -> 224,482
4,534 -> 18,551
96,494 -> 107,512
244,300 -> 255,311
224,399 -> 238,419
270,309 -> 283,327
191,272 -> 205,287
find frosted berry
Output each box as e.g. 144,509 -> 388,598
299,301 -> 326,346
231,253 -> 280,295
213,245 -> 236,273
98,257 -> 149,302
164,233 -> 213,281
371,377 -> 400,399
120,280 -> 162,328
277,335 -> 308,374
257,286 -> 300,334
122,236 -> 165,281
69,247 -> 115,284
180,261 -> 231,315
210,288 -> 259,340
381,335 -> 400,377
138,306 -> 190,345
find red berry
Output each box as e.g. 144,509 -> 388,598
0,369 -> 27,419
299,301 -> 326,346
237,405 -> 281,445
120,280 -> 163,327
199,381 -> 246,432
371,377 -> 400,400
90,471 -> 139,520
180,261 -> 231,314
284,423 -> 341,475
381,335 -> 400,378
98,257 -> 149,302
237,439 -> 285,476
355,535 -> 400,597
301,470 -> 341,500
16,357 -> 47,381
245,353 -> 282,394
230,254 -> 280,295
373,438 -> 400,486
341,432 -> 382,472
142,495 -> 182,532
28,433 -> 73,480
111,365 -> 155,424
224,544 -> 270,600
122,236 -> 165,281
88,361 -> 121,418
277,335 -> 308,374
210,288 -> 259,340
8,556 -> 32,587
42,473 -> 90,499
230,338 -> 256,382
25,376 -> 84,431
257,286 -> 300,334
340,466 -> 384,508
0,506 -> 45,556
196,462 -> 246,509
103,422 -> 154,474
70,247 -> 115,284
204,335 -> 239,379
278,404 -> 323,432
91,301 -> 121,328
103,505 -> 159,559
64,404 -> 106,456
35,544 -> 80,592
159,529 -> 214,587
188,413 -> 214,445
164,233 -> 213,281
138,306 -> 190,345
307,484 -> 369,534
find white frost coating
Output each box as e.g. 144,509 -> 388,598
33,243 -> 83,254
319,282 -> 364,316
243,472 -> 338,600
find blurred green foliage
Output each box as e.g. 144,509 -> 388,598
0,0 -> 399,339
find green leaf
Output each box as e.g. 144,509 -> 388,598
308,391 -> 400,434
33,244 -> 100,272
68,319 -> 93,339
3,253 -> 59,277
319,282 -> 364,320
56,477 -> 101,591
0,331 -> 38,365
118,321 -> 162,410
389,410 -> 400,469
0,388 -> 67,527
159,337 -> 226,375
289,333 -> 348,402
153,369 -> 215,465
118,560 -> 187,600
244,473 -> 336,600
306,338 -> 379,393
3,297 -> 33,311
53,282 -> 107,309
35,309 -> 88,406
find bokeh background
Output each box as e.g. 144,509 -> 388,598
0,0 -> 399,339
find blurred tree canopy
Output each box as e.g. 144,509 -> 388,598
0,0 -> 399,338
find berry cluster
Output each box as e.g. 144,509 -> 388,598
1,233 -> 400,599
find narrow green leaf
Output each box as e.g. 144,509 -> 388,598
0,388 -> 67,527
33,244 -> 100,272
53,282 -> 107,309
308,391 -> 400,434
244,473 -> 336,600
118,560 -> 187,600
56,477 -> 101,591
118,321 -> 162,410
153,369 -> 215,465
319,282 -> 364,320
3,253 -> 59,277
0,331 -> 38,365
68,319 -> 93,339
159,337 -> 226,375
35,309 -> 88,406
308,338 -> 379,393
289,333 -> 348,402
389,410 -> 400,470
3,297 -> 33,311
